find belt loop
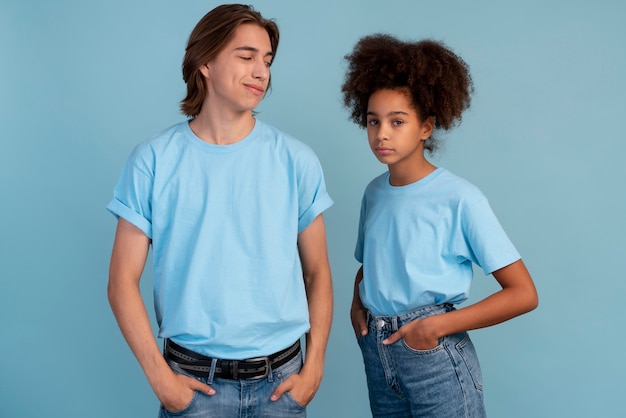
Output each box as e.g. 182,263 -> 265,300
391,316 -> 398,332
267,360 -> 275,383
231,360 -> 239,380
207,358 -> 217,384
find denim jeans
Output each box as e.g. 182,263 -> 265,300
357,304 -> 486,418
158,349 -> 306,418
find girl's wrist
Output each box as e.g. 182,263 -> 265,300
351,302 -> 365,314
426,313 -> 449,340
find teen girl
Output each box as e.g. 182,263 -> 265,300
342,34 -> 538,417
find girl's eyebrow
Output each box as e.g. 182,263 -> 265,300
234,45 -> 274,58
367,110 -> 409,117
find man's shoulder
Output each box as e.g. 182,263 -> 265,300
131,121 -> 189,154
147,121 -> 189,146
255,119 -> 318,158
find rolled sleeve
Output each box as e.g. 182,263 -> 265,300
106,143 -> 154,238
106,198 -> 152,238
298,192 -> 333,233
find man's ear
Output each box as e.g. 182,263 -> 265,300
199,64 -> 210,79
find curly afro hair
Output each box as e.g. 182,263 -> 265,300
341,34 -> 474,154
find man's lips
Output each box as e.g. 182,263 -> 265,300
244,84 -> 265,95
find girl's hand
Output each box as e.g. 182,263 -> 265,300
351,266 -> 368,338
384,260 -> 538,350
350,303 -> 368,338
383,316 -> 440,350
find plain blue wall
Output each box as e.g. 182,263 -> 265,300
2,0 -> 625,417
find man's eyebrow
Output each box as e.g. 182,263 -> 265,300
234,45 -> 274,57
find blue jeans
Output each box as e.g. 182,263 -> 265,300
158,350 -> 306,418
357,304 -> 486,418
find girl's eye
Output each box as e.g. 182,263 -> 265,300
264,61 -> 272,68
367,120 -> 379,126
392,120 -> 404,126
240,56 -> 252,61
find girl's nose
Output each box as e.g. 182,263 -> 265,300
377,125 -> 390,141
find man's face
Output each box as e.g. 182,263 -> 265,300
201,23 -> 274,114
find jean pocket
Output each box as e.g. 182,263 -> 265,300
275,354 -> 307,411
401,337 -> 443,354
159,361 -> 204,415
284,392 -> 307,410
159,391 -> 200,417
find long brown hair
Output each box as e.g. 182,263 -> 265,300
180,4 -> 279,117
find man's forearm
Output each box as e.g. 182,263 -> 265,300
302,267 -> 333,375
108,277 -> 174,395
108,218 -> 176,399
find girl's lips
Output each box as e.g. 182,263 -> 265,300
376,148 -> 393,155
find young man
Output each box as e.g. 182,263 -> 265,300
107,5 -> 333,417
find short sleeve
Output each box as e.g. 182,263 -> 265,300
461,197 -> 520,275
296,151 -> 333,233
106,144 -> 154,238
354,194 -> 366,264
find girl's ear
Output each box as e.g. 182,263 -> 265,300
421,116 -> 435,140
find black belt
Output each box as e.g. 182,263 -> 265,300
164,339 -> 300,380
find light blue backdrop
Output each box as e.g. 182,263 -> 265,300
2,0 -> 625,417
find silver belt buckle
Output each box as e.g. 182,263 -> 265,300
244,356 -> 270,379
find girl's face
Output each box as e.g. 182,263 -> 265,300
366,88 -> 432,169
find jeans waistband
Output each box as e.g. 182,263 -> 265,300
164,339 -> 300,380
366,303 -> 454,332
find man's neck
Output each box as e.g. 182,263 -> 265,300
189,110 -> 256,145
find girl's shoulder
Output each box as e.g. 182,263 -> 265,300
437,168 -> 479,190
363,168 -> 481,194
436,168 -> 487,206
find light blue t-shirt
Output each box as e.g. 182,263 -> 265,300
107,119 -> 333,359
355,168 -> 519,316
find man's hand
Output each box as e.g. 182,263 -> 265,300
270,367 -> 320,407
276,214 -> 331,407
157,372 -> 216,412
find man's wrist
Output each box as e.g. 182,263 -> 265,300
299,361 -> 324,389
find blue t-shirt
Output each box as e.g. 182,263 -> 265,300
107,119 -> 333,359
355,168 -> 519,316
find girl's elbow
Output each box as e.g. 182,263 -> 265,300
524,288 -> 539,313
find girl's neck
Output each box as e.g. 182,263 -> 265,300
388,159 -> 437,187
